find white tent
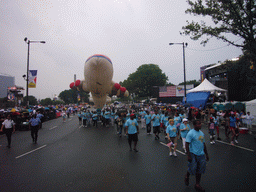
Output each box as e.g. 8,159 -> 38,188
245,99 -> 256,126
187,78 -> 227,93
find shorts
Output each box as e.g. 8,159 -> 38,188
188,153 -> 206,175
169,137 -> 177,144
209,129 -> 215,136
153,126 -> 160,134
128,133 -> 138,142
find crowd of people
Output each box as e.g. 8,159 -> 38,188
1,103 -> 255,192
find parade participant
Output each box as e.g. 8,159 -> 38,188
0,114 -> 15,148
78,112 -> 82,125
29,114 -> 41,144
234,118 -> 240,143
161,111 -> 169,138
246,112 -> 254,134
185,119 -> 209,192
151,110 -> 161,140
36,112 -> 44,129
117,113 -> 125,137
86,110 -> 92,126
125,114 -> 139,152
229,112 -> 237,145
92,111 -> 98,127
180,118 -> 190,153
82,110 -> 87,127
174,112 -> 182,137
62,110 -> 67,123
145,111 -> 152,134
212,113 -> 221,140
140,109 -> 147,129
208,117 -> 215,144
166,119 -> 178,156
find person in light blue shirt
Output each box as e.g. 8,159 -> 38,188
161,111 -> 169,137
166,119 -> 178,156
104,109 -> 111,127
144,111 -> 152,134
92,111 -> 98,127
77,112 -> 82,125
82,111 -> 87,127
125,114 -> 139,152
151,110 -> 161,140
180,118 -> 191,153
29,114 -> 41,144
185,120 -> 209,192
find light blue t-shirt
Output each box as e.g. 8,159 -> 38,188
145,114 -> 151,125
161,116 -> 169,127
174,116 -> 181,126
104,111 -> 111,119
180,123 -> 191,138
125,119 -> 138,134
186,129 -> 205,156
151,114 -> 161,127
29,117 -> 41,126
82,112 -> 87,119
166,125 -> 177,137
92,114 -> 98,120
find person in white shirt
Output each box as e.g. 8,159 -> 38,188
0,115 -> 15,148
246,112 -> 254,134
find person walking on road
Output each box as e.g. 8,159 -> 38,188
185,119 -> 209,192
166,119 -> 178,157
29,114 -> 41,144
180,118 -> 190,153
145,111 -> 152,134
0,114 -> 15,148
151,110 -> 161,140
125,114 -> 139,152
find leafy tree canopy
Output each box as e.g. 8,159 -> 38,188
59,89 -> 89,104
120,64 -> 168,97
21,96 -> 38,106
181,0 -> 256,55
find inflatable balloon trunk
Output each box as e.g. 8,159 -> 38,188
70,54 -> 129,109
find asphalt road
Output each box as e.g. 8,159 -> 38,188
0,115 -> 255,192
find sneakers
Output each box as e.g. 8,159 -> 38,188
169,152 -> 172,156
212,140 -> 215,144
194,184 -> 205,192
235,140 -> 238,144
230,141 -> 234,146
210,141 -> 213,144
173,152 -> 177,157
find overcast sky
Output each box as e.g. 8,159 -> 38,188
0,0 -> 243,100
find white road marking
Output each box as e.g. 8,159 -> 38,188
160,142 -> 186,155
79,125 -> 83,129
215,140 -> 254,152
49,126 -> 57,130
16,145 -> 47,159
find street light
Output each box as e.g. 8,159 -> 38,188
169,42 -> 188,103
24,37 -> 45,108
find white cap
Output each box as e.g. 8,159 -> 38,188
182,118 -> 188,122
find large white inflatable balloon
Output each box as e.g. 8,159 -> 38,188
70,54 -> 129,108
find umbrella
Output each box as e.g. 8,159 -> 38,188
10,108 -> 16,112
19,109 -> 29,113
12,112 -> 20,116
45,107 -> 50,110
28,109 -> 33,112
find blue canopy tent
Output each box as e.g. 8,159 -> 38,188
184,92 -> 211,109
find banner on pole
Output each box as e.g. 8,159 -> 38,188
28,70 -> 37,88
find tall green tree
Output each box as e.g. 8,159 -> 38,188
120,64 -> 168,97
181,0 -> 256,55
59,89 -> 89,104
40,98 -> 53,106
21,96 -> 38,106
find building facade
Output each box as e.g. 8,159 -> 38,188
0,74 -> 15,98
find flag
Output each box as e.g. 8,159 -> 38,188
28,70 -> 37,88
159,86 -> 176,97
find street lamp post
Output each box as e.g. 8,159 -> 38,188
24,37 -> 45,108
169,42 -> 188,103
